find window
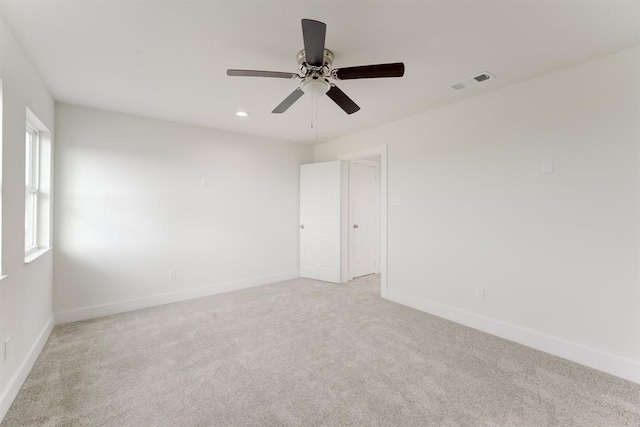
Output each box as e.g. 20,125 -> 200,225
25,123 -> 39,255
24,108 -> 52,262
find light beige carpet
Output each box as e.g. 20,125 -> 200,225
2,274 -> 639,426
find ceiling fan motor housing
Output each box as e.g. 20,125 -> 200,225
297,48 -> 333,98
297,48 -> 334,73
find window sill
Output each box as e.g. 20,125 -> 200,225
24,247 -> 51,264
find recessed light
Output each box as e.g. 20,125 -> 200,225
236,111 -> 248,117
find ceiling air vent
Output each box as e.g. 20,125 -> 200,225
450,71 -> 495,90
473,73 -> 491,82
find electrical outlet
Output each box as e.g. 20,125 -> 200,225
475,288 -> 485,300
169,270 -> 177,280
4,338 -> 9,362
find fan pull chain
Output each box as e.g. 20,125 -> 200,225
309,91 -> 319,139
315,95 -> 319,140
310,91 -> 314,129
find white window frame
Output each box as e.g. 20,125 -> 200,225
25,122 -> 40,256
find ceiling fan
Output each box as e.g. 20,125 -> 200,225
227,19 -> 405,115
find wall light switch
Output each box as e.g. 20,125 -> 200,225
391,196 -> 402,207
542,159 -> 554,174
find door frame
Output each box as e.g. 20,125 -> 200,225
338,145 -> 388,295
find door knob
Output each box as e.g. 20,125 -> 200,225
353,224 -> 359,229
300,225 -> 305,229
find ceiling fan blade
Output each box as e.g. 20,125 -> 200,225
272,88 -> 305,113
301,19 -> 326,67
332,63 -> 405,80
227,69 -> 299,79
326,85 -> 360,115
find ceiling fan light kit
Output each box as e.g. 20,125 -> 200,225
301,79 -> 330,98
227,19 -> 405,115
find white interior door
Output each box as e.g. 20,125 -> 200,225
349,160 -> 379,278
299,161 -> 341,283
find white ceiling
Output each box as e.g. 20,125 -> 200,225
1,0 -> 639,144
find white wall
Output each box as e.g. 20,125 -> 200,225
315,46 -> 640,382
54,104 -> 313,322
0,10 -> 56,420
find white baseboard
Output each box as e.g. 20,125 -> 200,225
0,316 -> 54,423
55,271 -> 299,325
384,288 -> 640,384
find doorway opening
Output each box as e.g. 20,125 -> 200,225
338,146 -> 388,295
347,157 -> 380,279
